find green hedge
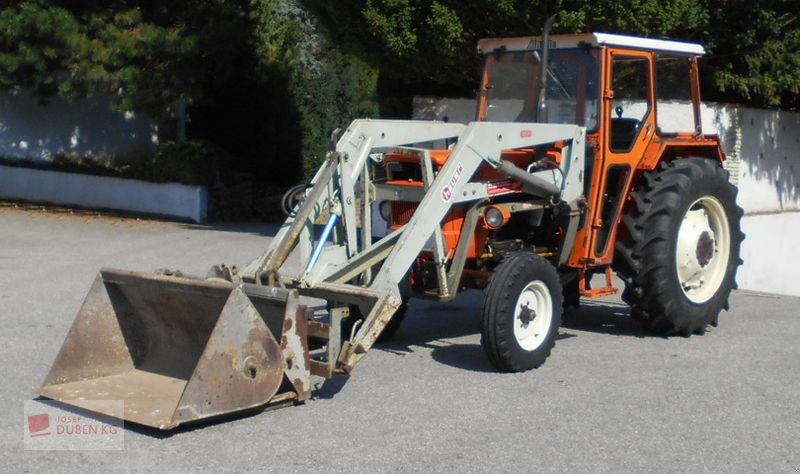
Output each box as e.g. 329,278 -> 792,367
0,139 -> 228,187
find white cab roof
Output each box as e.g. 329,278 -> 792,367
478,32 -> 705,56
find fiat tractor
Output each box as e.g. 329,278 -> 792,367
39,26 -> 742,429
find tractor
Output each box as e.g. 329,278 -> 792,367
39,26 -> 742,429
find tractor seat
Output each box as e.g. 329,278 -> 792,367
610,118 -> 640,151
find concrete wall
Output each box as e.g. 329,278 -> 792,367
414,97 -> 800,296
739,212 -> 800,296
701,105 -> 800,296
702,106 -> 800,213
0,89 -> 202,220
0,165 -> 207,223
0,88 -> 158,161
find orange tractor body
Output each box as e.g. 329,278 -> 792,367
382,32 -> 731,299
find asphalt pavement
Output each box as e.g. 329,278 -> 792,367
1,205 -> 798,473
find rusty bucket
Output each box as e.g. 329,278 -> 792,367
38,268 -> 310,429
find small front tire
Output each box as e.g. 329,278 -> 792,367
481,252 -> 563,372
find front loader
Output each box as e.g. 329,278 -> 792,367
40,29 -> 743,429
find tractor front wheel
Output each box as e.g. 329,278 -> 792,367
481,252 -> 562,372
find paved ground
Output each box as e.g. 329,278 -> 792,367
1,205 -> 798,473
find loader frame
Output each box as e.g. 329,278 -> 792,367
241,119 -> 586,372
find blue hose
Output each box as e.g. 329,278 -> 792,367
305,212 -> 339,274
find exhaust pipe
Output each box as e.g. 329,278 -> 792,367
535,14 -> 558,123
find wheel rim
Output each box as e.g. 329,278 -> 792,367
675,196 -> 731,303
513,280 -> 553,351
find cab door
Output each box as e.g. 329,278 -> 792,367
587,48 -> 655,264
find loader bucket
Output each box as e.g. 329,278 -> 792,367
38,268 -> 312,430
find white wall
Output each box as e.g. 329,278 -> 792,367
0,165 -> 207,223
0,89 -> 199,221
739,212 -> 799,296
0,88 -> 158,161
730,108 -> 799,212
414,96 -> 800,296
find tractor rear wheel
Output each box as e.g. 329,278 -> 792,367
481,252 -> 562,372
615,158 -> 743,335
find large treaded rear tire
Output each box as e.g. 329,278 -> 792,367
481,252 -> 562,372
615,158 -> 744,335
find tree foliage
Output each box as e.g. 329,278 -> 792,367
0,0 -> 379,181
0,0 -> 797,186
254,0 -> 379,176
351,0 -> 799,110
0,1 -> 202,118
0,3 -> 85,98
703,0 -> 800,108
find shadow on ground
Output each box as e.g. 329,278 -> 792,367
374,293 -> 488,369
180,220 -> 282,237
30,396 -> 252,440
372,294 -> 659,374
562,300 -> 658,338
36,297 -> 659,436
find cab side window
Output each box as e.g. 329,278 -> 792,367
655,55 -> 694,135
609,56 -> 651,152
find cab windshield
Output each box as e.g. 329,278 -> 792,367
480,48 -> 600,129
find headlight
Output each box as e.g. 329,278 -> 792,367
484,206 -> 510,229
379,201 -> 392,221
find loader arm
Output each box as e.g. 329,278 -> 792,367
38,120 -> 482,430
244,119 -> 586,372
338,121 -> 585,370
38,119 -> 585,429
241,120 -> 468,281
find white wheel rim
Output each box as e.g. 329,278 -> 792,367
513,280 -> 553,351
675,196 -> 731,303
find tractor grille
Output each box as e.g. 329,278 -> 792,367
391,202 -> 417,226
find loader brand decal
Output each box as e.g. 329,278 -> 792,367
520,129 -> 533,138
527,38 -> 556,50
441,162 -> 465,202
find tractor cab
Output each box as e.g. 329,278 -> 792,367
476,33 -> 720,270
380,33 -> 717,275
476,32 -> 706,142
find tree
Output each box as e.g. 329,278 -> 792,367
251,0 -> 379,177
0,0 -> 380,181
344,0 -> 800,110
0,2 -> 201,120
702,0 -> 800,109
317,0 -> 710,114
0,0 -> 797,190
